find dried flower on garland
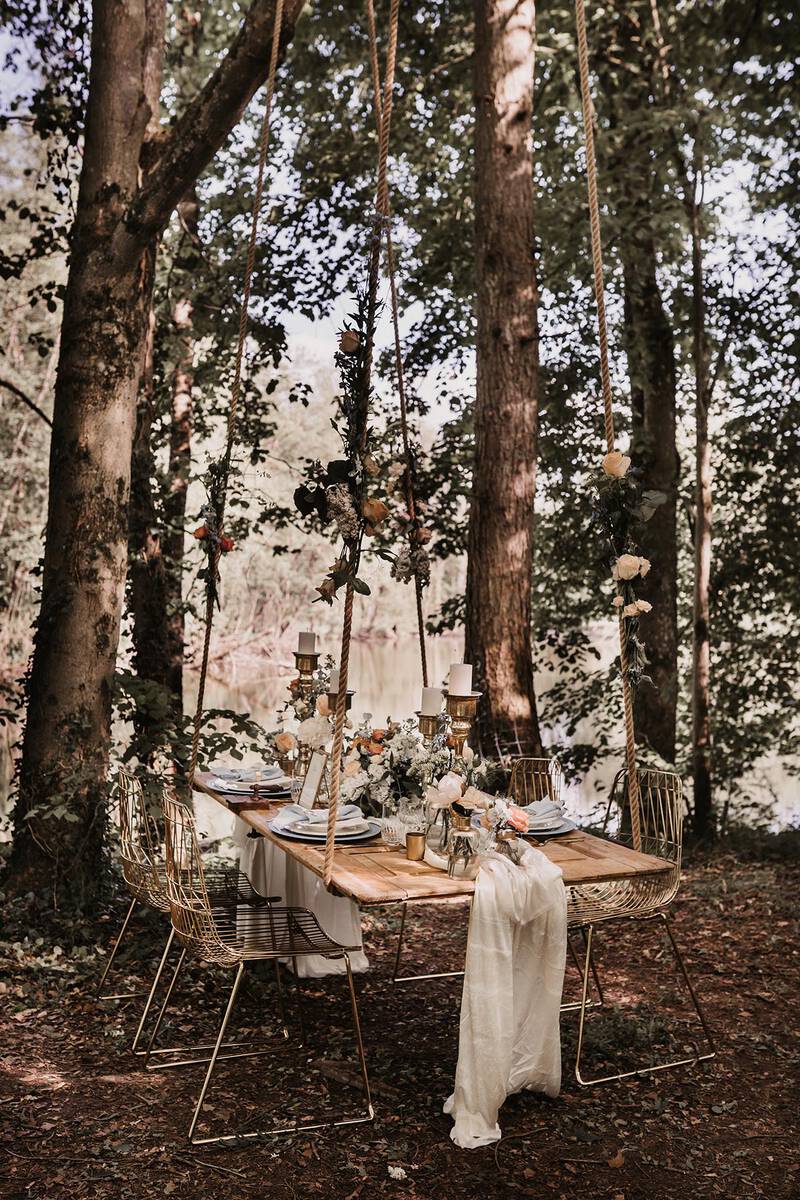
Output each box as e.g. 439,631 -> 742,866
193,459 -> 238,608
292,291 -> 392,605
592,448 -> 666,689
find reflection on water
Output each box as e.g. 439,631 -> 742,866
189,635 -> 465,737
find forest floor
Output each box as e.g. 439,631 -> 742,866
1,843 -> 798,1200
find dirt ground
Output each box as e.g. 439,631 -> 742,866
1,850 -> 798,1200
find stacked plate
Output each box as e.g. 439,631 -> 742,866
270,803 -> 380,845
208,763 -> 292,798
521,799 -> 576,839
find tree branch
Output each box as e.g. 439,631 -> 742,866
126,0 -> 306,249
0,377 -> 53,427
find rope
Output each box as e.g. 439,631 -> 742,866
324,0 -> 402,886
574,0 -> 641,849
189,0 -> 285,782
366,0 -> 429,687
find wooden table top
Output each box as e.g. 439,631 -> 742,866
194,774 -> 672,906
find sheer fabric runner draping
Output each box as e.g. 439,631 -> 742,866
233,817 -> 369,977
445,845 -> 567,1149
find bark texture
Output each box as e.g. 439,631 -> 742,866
9,0 -> 305,909
465,0 -> 543,757
601,6 -> 679,763
689,168 -> 713,837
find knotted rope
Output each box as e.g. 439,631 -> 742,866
189,0 -> 285,782
366,0 -> 429,688
575,0 -> 642,849
324,0 -> 402,886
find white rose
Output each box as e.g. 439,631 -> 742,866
602,449 -> 631,478
436,772 -> 465,800
617,553 -> 642,580
461,744 -> 475,766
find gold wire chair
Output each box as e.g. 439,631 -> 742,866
155,793 -> 373,1144
508,756 -> 564,807
567,765 -> 715,1084
101,769 -> 279,1062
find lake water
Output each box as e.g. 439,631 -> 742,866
2,634 -> 796,841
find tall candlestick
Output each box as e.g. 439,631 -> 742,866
448,662 -> 473,696
420,686 -> 443,716
297,630 -> 316,654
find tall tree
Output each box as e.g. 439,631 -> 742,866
597,3 -> 679,763
8,0 -> 306,910
466,0 -> 543,756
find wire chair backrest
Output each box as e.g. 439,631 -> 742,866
161,794 -> 235,963
508,757 -> 563,807
116,769 -> 165,905
612,765 -> 684,872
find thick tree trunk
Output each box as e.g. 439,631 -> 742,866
466,0 -> 543,757
10,0 -> 166,908
689,165 -> 713,837
7,0 -> 305,910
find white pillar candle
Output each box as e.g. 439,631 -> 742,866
297,630 -> 316,654
449,662 -> 473,696
329,668 -> 340,693
420,686 -> 443,716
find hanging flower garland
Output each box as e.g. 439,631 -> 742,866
592,449 -> 666,689
193,460 -> 236,609
292,286 -> 433,605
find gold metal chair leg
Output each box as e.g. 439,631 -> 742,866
187,954 -> 374,1145
273,960 -> 290,1041
98,897 -> 148,1000
562,930 -> 605,1013
143,946 -> 187,1064
131,927 -> 175,1052
189,961 -> 247,1143
574,916 -> 716,1087
391,902 -> 466,985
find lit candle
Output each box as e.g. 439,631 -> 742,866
420,686 -> 443,716
449,662 -> 473,696
329,668 -> 340,693
297,630 -> 316,654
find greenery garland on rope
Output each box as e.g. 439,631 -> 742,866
593,449 -> 666,690
291,287 -> 433,607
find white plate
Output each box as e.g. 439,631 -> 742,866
270,819 -> 381,845
522,817 -> 577,839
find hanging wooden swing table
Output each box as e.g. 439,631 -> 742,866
192,774 -> 672,907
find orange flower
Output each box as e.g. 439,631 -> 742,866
362,498 -> 390,527
193,524 -> 209,540
275,731 -> 296,753
366,740 -> 384,756
219,534 -> 235,553
507,805 -> 529,833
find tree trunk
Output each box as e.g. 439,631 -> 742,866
466,0 -> 543,757
600,5 -> 679,763
9,0 -> 166,910
621,234 -> 679,763
7,0 -> 305,910
689,152 -> 713,837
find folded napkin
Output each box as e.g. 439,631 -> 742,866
302,815 -> 368,834
212,762 -> 282,782
523,799 -> 564,828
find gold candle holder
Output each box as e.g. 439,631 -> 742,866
293,650 -> 320,698
328,689 -> 355,713
445,690 -> 482,756
405,831 -> 427,861
416,711 -> 441,744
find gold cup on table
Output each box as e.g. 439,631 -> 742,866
405,831 -> 427,861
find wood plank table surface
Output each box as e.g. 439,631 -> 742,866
194,773 -> 672,906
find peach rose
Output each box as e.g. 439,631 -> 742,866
507,805 -> 529,833
275,731 -> 296,753
616,553 -> 642,580
362,498 -> 390,527
602,449 -> 631,478
344,759 -> 362,777
339,330 -> 360,354
316,694 -> 331,717
623,598 -> 653,618
639,557 -> 652,577
612,595 -> 624,608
